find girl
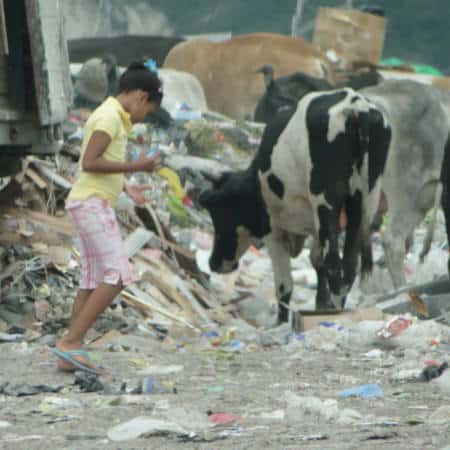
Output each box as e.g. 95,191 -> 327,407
52,62 -> 163,374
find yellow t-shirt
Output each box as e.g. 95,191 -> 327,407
67,97 -> 133,207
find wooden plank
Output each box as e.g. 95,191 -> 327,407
135,205 -> 207,283
127,284 -> 181,315
172,277 -> 214,325
136,252 -> 229,324
137,249 -> 230,325
124,227 -> 154,259
0,231 -> 71,246
128,279 -> 179,314
16,209 -> 75,236
122,290 -> 200,332
141,270 -> 198,325
189,281 -> 232,324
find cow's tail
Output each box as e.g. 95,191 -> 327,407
420,182 -> 443,262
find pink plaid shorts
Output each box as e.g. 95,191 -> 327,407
66,196 -> 132,289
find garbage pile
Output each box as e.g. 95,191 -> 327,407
1,95 -> 450,344
1,103 -> 450,447
0,101 -> 267,342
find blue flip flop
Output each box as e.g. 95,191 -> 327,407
50,347 -> 101,376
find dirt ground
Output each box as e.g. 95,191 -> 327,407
0,325 -> 449,450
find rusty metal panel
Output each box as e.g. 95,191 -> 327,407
25,0 -> 71,125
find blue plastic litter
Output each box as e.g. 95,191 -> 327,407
201,330 -> 219,338
338,383 -> 384,399
319,321 -> 337,328
230,339 -> 243,350
292,332 -> 305,341
319,321 -> 344,331
143,376 -> 155,394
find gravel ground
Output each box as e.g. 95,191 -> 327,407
0,323 -> 449,450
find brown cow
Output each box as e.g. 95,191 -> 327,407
163,33 -> 334,120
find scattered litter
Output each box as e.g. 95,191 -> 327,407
74,371 -> 104,392
376,316 -> 413,339
107,416 -> 188,441
39,397 -> 86,413
258,323 -> 292,346
363,431 -> 399,441
427,405 -> 450,424
66,434 -> 104,441
46,415 -> 81,424
391,369 -> 422,383
432,370 -> 450,395
1,31 -> 450,450
418,362 -> 448,382
365,349 -> 385,359
338,384 -> 384,399
0,332 -> 23,342
0,383 -> 62,397
259,410 -> 286,420
1,434 -> 45,443
137,364 -> 184,376
299,434 -> 329,441
207,385 -> 225,393
108,408 -> 213,442
208,412 -> 243,425
285,391 -> 363,424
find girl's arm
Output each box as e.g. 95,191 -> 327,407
82,131 -> 159,174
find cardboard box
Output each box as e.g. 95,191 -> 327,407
313,7 -> 386,70
293,306 -> 384,332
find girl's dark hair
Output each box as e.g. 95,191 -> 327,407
118,62 -> 163,104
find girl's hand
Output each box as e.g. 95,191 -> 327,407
125,183 -> 152,205
136,149 -> 161,172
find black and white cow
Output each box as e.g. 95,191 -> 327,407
201,87 -> 392,319
200,80 -> 450,323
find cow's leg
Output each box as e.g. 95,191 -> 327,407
310,238 -> 331,310
383,205 -> 423,288
342,193 -> 363,290
326,218 -> 345,310
265,230 -> 295,323
310,201 -> 345,310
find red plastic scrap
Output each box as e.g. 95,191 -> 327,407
376,316 -> 413,339
425,359 -> 442,367
208,413 -> 243,425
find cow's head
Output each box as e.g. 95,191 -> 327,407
199,171 -> 267,273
